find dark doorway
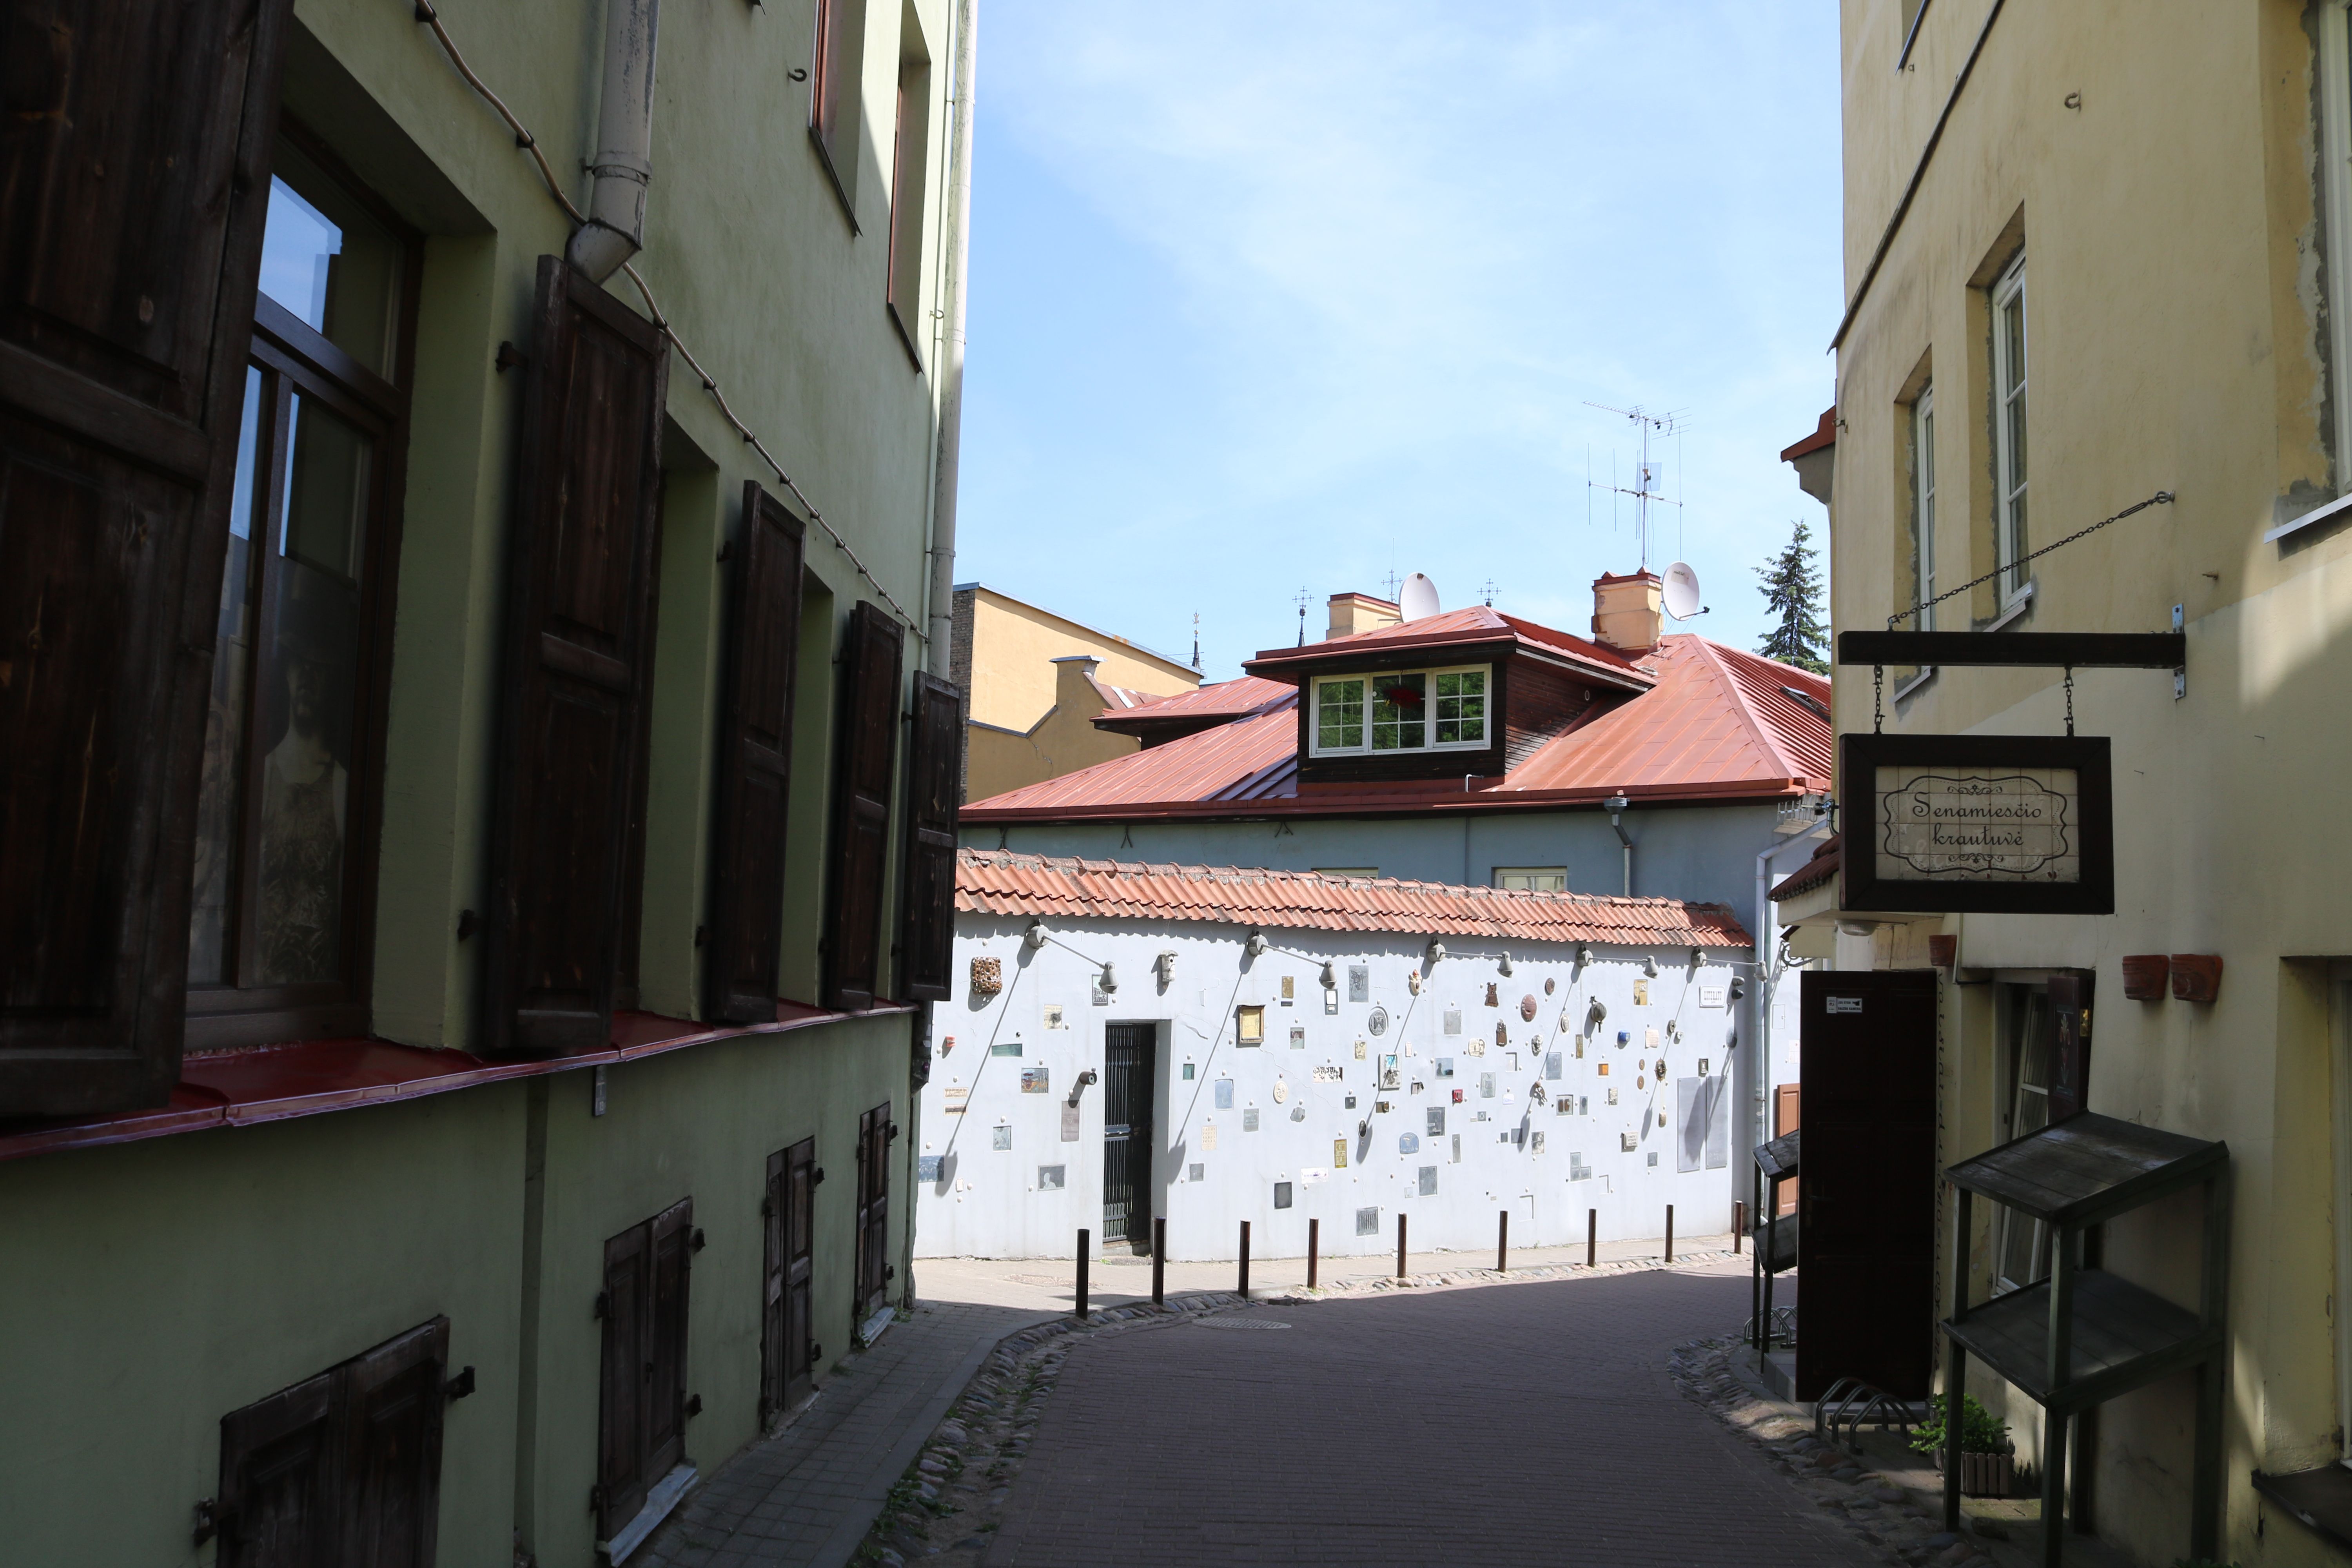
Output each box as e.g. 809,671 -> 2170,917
762,1138 -> 815,1424
1796,969 -> 1937,1401
853,1103 -> 893,1327
1102,1024 -> 1157,1250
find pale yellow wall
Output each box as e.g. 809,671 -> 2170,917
962,588 -> 1200,800
1833,4 -> 2352,1562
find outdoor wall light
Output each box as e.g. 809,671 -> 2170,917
1728,978 -> 1746,1002
1023,920 -> 1047,951
1098,961 -> 1117,995
1641,955 -> 1659,978
1575,944 -> 1593,966
1497,951 -> 1514,976
1426,940 -> 1446,964
1688,947 -> 1703,968
1319,960 -> 1337,990
1246,930 -> 1270,958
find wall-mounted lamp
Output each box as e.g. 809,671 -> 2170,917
1245,930 -> 1270,958
1426,940 -> 1446,964
1575,944 -> 1593,966
1687,947 -> 1703,969
1098,961 -> 1117,995
1641,955 -> 1659,978
1319,960 -> 1337,990
1497,951 -> 1514,976
1728,978 -> 1746,1002
1067,1068 -> 1099,1108
1024,920 -> 1047,951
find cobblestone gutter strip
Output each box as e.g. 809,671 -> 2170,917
851,1293 -> 1251,1567
1668,1333 -> 2013,1568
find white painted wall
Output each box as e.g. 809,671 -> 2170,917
918,913 -> 1751,1261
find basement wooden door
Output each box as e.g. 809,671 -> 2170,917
761,1138 -> 815,1424
1102,1024 -> 1157,1249
1795,969 -> 1938,1402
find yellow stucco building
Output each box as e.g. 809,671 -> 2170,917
1815,3 -> 2352,1562
949,583 -> 1202,801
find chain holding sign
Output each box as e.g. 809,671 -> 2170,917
1840,733 -> 2114,913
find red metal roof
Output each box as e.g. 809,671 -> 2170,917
1241,604 -> 1652,690
1770,833 -> 1842,900
1780,407 -> 1837,462
1104,674 -> 1292,720
964,632 -> 1831,822
957,849 -> 1752,948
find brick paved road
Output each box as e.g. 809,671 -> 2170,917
987,1265 -> 1880,1568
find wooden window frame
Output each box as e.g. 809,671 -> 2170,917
1991,252 -> 2029,605
808,0 -> 867,229
1909,382 -> 1935,631
186,122 -> 421,1052
884,11 -> 932,370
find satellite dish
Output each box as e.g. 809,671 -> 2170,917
1399,573 -> 1440,621
1662,561 -> 1702,621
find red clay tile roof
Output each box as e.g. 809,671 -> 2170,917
963,633 -> 1831,822
956,849 -> 1753,948
1241,604 -> 1653,690
1770,833 -> 1841,901
1780,407 -> 1836,462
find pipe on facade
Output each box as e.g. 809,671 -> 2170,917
925,0 -> 979,679
1748,829 -> 1827,1171
1606,795 -> 1633,897
568,0 -> 662,283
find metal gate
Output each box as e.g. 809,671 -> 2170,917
1102,1024 -> 1156,1247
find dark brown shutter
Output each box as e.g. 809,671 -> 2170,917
340,1316 -> 449,1568
598,1220 -> 650,1538
0,0 -> 292,1113
706,483 -> 806,1023
484,257 -> 669,1054
824,602 -> 904,1010
761,1140 -> 816,1423
854,1102 -> 893,1322
646,1198 -> 693,1485
218,1368 -> 337,1567
2049,969 -> 2094,1123
896,673 -> 964,1002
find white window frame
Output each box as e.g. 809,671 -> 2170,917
2318,2 -> 2352,491
1494,867 -> 1567,893
1911,383 -> 1936,630
1991,254 -> 2029,605
1308,664 -> 1490,757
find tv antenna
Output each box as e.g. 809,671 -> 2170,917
1583,401 -> 1687,570
1191,612 -> 1201,671
1381,570 -> 1403,603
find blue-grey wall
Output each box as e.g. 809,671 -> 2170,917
963,800 -> 1792,918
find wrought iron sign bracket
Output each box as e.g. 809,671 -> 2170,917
1835,631 -> 2185,669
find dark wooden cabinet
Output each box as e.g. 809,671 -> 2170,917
215,1317 -> 450,1568
762,1138 -> 818,1423
824,603 -> 904,1011
598,1199 -> 693,1542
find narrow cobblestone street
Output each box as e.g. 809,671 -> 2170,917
966,1259 -> 1883,1568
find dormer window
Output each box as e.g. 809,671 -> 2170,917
1311,666 -> 1488,755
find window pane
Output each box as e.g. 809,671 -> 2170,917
1316,679 -> 1363,750
260,140 -> 403,376
189,367 -> 267,984
254,394 -> 369,986
1435,670 -> 1486,744
1371,673 -> 1425,750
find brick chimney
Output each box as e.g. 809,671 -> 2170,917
1325,592 -> 1401,640
1591,570 -> 1663,655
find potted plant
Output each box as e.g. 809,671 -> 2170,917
1910,1393 -> 2015,1496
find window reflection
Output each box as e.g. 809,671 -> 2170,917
256,140 -> 401,377
189,367 -> 265,984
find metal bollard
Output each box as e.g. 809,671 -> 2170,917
1498,1210 -> 1509,1272
1307,1217 -> 1319,1289
1664,1203 -> 1674,1263
1397,1212 -> 1408,1279
1734,1199 -> 1745,1254
1587,1207 -> 1597,1268
1152,1217 -> 1166,1307
1077,1228 -> 1091,1319
1238,1220 -> 1251,1298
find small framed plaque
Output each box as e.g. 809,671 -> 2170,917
1840,732 -> 2114,914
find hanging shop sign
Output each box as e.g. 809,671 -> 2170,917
1840,733 -> 2113,914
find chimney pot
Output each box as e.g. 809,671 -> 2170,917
1591,571 -> 1664,654
1325,592 -> 1401,641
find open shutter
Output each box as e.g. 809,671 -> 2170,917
854,1102 -> 894,1321
341,1316 -> 449,1568
0,0 -> 291,1114
485,257 -> 669,1054
598,1221 -> 651,1539
646,1198 -> 693,1485
823,602 -> 904,1010
706,483 -> 806,1023
218,1368 -> 337,1568
896,673 -> 964,1002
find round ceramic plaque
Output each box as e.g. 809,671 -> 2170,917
1519,994 -> 1538,1022
1544,977 -> 1556,995
1368,1006 -> 1389,1036
1272,1078 -> 1289,1103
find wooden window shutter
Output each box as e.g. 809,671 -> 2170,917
216,1316 -> 450,1568
760,1137 -> 817,1423
824,601 -> 904,1011
706,483 -> 806,1023
0,0 -> 293,1114
896,673 -> 964,1002
646,1198 -> 694,1485
339,1317 -> 450,1567
2049,969 -> 2093,1124
854,1102 -> 893,1322
598,1220 -> 651,1539
485,257 -> 669,1054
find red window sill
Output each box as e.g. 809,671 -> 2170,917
0,1000 -> 915,1165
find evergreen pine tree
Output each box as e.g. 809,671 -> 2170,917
1755,519 -> 1828,673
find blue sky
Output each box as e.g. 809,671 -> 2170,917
955,2 -> 1840,682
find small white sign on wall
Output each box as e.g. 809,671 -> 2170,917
1699,985 -> 1726,1008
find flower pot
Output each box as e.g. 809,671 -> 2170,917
1947,1448 -> 2016,1497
